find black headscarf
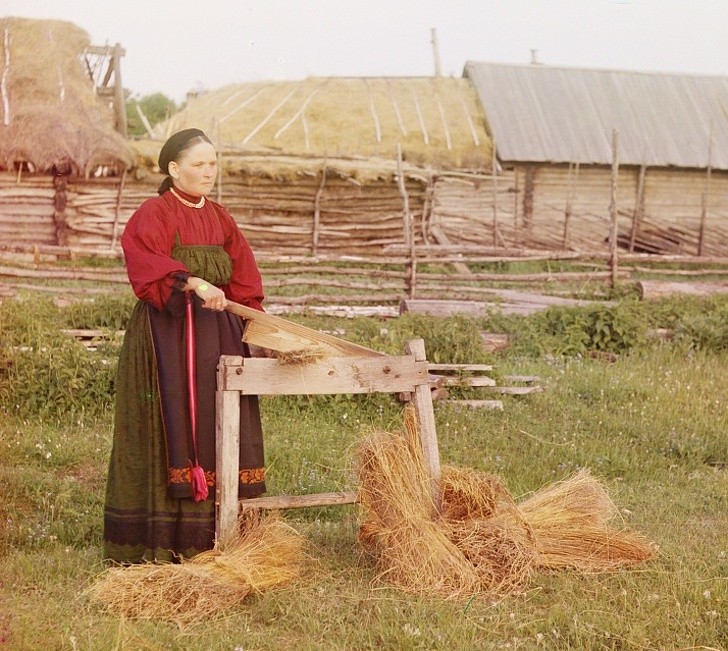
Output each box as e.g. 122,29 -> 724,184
157,128 -> 212,195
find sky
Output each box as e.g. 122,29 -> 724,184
4,0 -> 728,104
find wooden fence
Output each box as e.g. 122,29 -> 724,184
3,241 -> 728,316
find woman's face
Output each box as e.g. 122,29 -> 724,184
169,141 -> 217,197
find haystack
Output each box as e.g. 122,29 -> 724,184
0,17 -> 131,176
87,512 -> 305,628
357,407 -> 657,599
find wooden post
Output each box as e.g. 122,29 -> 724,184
522,165 -> 535,246
629,164 -> 646,253
431,28 -> 442,77
215,357 -> 241,544
312,164 -> 327,255
404,338 -> 441,509
608,129 -> 619,289
699,131 -> 713,256
52,173 -> 68,246
215,118 -> 223,205
492,145 -> 499,246
562,162 -> 579,249
213,339 -> 442,539
397,144 -> 416,298
513,167 -> 520,245
111,43 -> 127,138
109,170 -> 126,250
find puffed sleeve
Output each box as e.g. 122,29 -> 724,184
120,198 -> 189,310
217,207 -> 265,311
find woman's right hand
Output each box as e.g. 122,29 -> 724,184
187,277 -> 228,311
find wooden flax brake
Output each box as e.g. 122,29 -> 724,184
215,302 -> 441,544
225,300 -> 382,358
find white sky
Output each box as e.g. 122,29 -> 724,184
4,0 -> 728,103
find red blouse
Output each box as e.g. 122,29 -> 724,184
121,188 -> 264,311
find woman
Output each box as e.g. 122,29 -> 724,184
103,128 -> 266,563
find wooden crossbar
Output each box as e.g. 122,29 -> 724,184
214,338 -> 440,543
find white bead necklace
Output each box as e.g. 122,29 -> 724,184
169,187 -> 205,209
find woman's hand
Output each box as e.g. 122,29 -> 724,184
187,277 -> 227,311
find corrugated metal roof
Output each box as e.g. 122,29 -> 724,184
464,61 -> 728,170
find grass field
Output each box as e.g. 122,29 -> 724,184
0,292 -> 726,650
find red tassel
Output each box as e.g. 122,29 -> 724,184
190,463 -> 209,502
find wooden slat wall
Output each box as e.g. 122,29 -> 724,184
0,174 -> 56,244
430,172 -> 518,246
223,176 -> 425,254
640,168 -> 728,256
524,165 -> 638,251
2,164 -> 727,257
423,164 -> 728,255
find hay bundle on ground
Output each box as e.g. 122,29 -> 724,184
515,469 -> 657,571
87,512 -> 305,628
357,407 -> 537,598
356,409 -> 656,599
357,422 -> 483,598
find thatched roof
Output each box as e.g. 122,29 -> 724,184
0,17 -> 132,176
135,77 -> 492,178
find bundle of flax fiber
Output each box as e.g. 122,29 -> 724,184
357,406 -> 656,599
87,511 -> 305,628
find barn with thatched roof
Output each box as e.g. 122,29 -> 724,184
129,76 -> 495,256
465,61 -> 728,255
0,17 -> 132,246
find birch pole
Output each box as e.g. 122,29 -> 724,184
312,164 -> 327,255
628,164 -> 646,253
491,146 -> 499,246
110,170 -> 126,250
2,28 -> 11,126
215,118 -> 223,204
397,144 -> 416,298
562,162 -> 579,249
698,128 -> 713,256
608,129 -> 619,289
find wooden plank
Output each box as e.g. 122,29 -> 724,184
428,363 -> 494,372
486,386 -> 543,395
443,399 -> 504,410
220,355 -> 429,395
215,365 -> 241,544
503,374 -> 541,384
637,279 -> 728,299
226,300 -> 382,358
239,491 -> 357,511
440,376 -> 496,388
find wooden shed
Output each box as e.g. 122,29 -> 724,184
462,61 -> 728,255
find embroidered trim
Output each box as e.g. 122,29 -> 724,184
168,466 -> 266,485
168,466 -> 214,487
240,467 -> 266,484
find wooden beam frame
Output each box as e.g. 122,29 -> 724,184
214,338 -> 440,542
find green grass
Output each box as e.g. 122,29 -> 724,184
1,295 -> 727,650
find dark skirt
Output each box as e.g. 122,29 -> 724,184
103,299 -> 265,563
